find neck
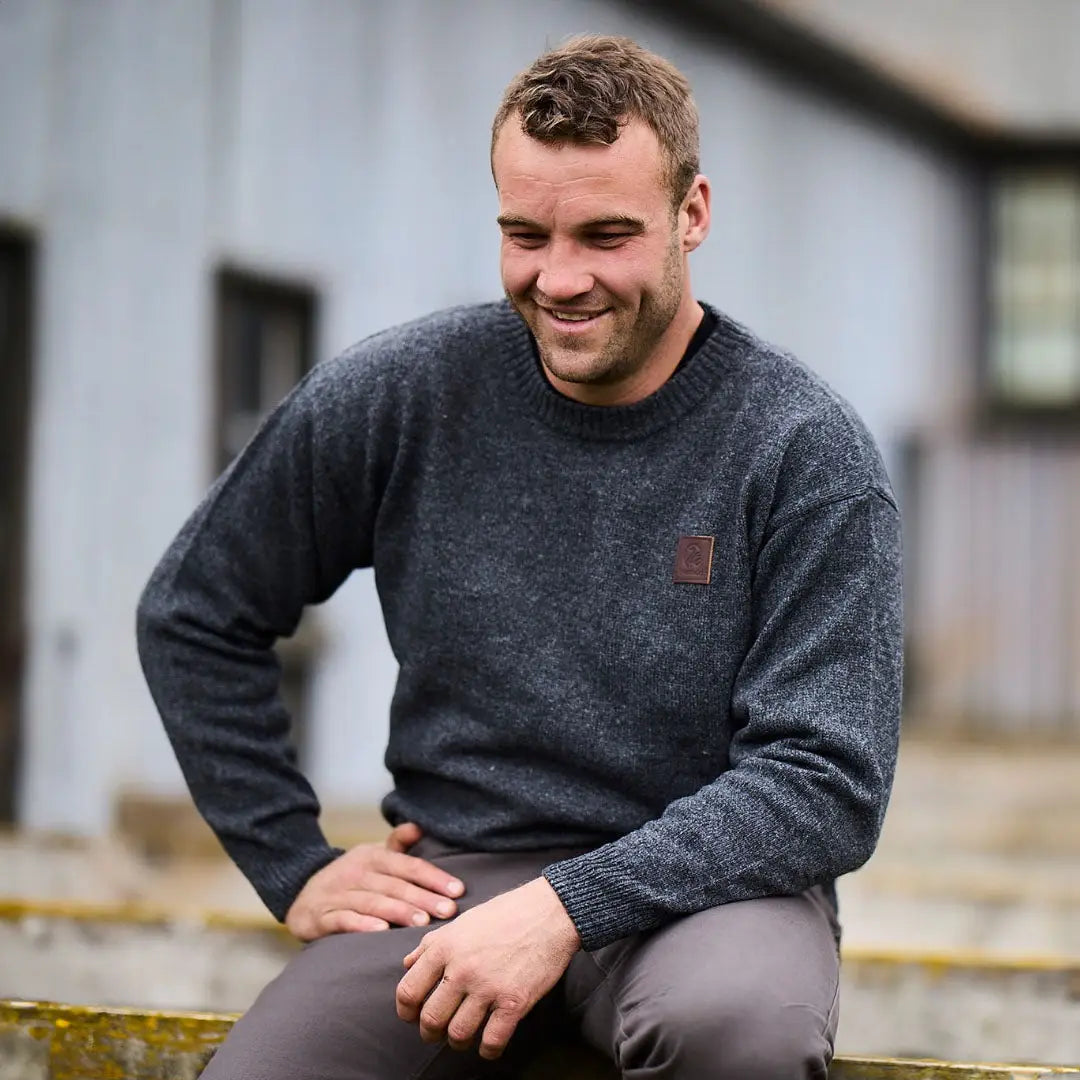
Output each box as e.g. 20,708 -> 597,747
546,292 -> 705,408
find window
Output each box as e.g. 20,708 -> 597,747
0,230 -> 34,824
215,269 -> 317,472
215,268 -> 321,767
988,170 -> 1080,413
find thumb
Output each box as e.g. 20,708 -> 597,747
386,821 -> 423,852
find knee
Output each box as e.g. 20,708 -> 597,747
621,991 -> 833,1080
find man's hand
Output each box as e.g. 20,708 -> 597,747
395,877 -> 581,1060
285,823 -> 465,941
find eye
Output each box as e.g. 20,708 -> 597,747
507,233 -> 546,248
590,233 -> 632,246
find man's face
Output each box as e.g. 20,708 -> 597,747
493,118 -> 701,396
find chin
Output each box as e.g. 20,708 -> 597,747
541,353 -> 621,387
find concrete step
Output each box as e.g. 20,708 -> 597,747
2,901 -> 1080,1065
4,736 -> 1080,958
5,837 -> 1078,959
2,1001 -> 1078,1080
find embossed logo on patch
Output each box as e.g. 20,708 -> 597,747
673,535 -> 715,585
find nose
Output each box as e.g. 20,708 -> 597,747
536,239 -> 594,302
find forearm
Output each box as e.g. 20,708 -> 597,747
546,488 -> 903,951
543,749 -> 887,951
137,555 -> 343,919
136,367 -> 376,919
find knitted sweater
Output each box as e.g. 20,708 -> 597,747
136,300 -> 903,952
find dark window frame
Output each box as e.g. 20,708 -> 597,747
213,265 -> 322,767
213,266 -> 319,474
976,144 -> 1080,431
0,223 -> 35,824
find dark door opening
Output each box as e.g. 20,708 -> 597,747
0,231 -> 34,824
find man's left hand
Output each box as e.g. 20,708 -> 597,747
395,877 -> 581,1059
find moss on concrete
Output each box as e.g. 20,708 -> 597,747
0,1001 -> 236,1080
830,1058 -> 1080,1079
2,1001 -> 1078,1079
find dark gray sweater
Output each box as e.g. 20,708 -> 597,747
137,300 -> 902,952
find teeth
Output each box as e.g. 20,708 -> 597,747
553,311 -> 597,321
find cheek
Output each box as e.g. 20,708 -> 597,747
500,246 -> 536,296
596,251 -> 657,304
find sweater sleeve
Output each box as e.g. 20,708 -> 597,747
542,485 -> 903,951
136,360 -> 383,922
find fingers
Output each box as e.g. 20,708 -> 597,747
386,822 -> 423,852
357,871 -> 460,922
287,842 -> 467,941
418,975 -> 466,1044
292,908 -> 389,941
445,995 -> 489,1052
324,909 -> 390,935
339,888 -> 441,929
373,849 -> 465,902
396,949 -> 443,1023
479,1004 -> 522,1060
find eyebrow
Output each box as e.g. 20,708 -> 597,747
496,213 -> 647,232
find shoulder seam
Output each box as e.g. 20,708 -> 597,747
767,484 -> 898,537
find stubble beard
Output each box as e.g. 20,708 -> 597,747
511,235 -> 685,388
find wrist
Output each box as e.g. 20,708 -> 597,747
534,876 -> 582,953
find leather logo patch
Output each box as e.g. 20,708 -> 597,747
673,535 -> 714,585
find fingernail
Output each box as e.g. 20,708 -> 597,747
412,912 -> 429,926
437,900 -> 455,917
446,879 -> 464,897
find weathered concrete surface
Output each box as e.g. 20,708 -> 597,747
2,904 -> 1080,1065
0,901 -> 295,1013
0,1002 -> 231,1080
830,1064 -> 1080,1080
840,951 -> 1080,1065
3,738 -> 1079,953
2,1002 -> 1079,1080
835,738 -> 1080,959
0,1023 -> 48,1080
2,738 -> 1080,1067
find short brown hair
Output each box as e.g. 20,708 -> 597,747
491,35 -> 700,208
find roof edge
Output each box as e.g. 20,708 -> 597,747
635,0 -> 1080,158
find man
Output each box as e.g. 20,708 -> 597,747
138,34 -> 902,1080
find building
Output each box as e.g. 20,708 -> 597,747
1,0 -> 1077,835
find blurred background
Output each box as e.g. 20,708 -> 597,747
1,0 -> 1080,1066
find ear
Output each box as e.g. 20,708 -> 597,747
680,175 -> 711,253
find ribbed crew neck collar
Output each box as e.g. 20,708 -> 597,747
493,301 -> 751,442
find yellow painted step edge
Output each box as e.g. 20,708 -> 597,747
0,895 -> 288,937
6,896 -> 1080,975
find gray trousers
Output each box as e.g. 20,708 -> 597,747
200,838 -> 841,1080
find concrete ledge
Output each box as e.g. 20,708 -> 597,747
0,896 -> 286,935
4,900 -> 1080,1063
2,1002 -> 1079,1080
7,895 -> 1080,969
0,1001 -> 235,1080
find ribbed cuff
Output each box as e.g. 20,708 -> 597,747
222,814 -> 346,923
543,843 -> 660,952
256,843 -> 346,923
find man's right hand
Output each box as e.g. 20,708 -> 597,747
284,823 -> 466,942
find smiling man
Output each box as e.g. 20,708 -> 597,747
495,113 -> 705,405
138,35 -> 902,1080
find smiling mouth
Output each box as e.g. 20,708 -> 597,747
541,307 -> 610,331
